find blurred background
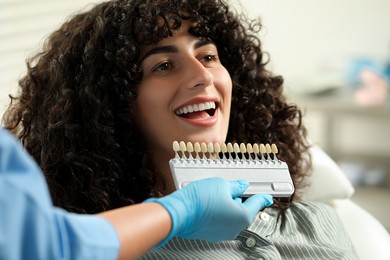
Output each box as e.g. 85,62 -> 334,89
238,0 -> 390,233
1,0 -> 389,231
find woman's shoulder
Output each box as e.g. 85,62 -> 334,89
281,200 -> 346,229
269,201 -> 354,243
290,200 -> 335,210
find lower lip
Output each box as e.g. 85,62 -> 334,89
178,109 -> 219,127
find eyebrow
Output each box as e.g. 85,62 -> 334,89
194,38 -> 214,49
140,38 -> 214,63
140,46 -> 178,63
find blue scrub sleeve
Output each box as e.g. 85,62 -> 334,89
0,128 -> 120,260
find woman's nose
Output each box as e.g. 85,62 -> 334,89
182,56 -> 213,89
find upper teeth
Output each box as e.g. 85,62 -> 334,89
175,101 -> 216,115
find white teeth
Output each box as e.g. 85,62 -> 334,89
175,101 -> 216,116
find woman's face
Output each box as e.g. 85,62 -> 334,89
135,22 -> 232,159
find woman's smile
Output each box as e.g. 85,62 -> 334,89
174,99 -> 219,126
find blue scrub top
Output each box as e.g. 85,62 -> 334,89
0,128 -> 120,260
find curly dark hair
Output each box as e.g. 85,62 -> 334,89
2,0 -> 311,213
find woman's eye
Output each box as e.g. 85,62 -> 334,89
153,62 -> 172,72
201,54 -> 218,63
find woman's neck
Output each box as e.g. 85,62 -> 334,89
149,151 -> 176,196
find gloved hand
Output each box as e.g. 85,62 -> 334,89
144,177 -> 273,245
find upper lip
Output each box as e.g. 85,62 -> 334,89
174,98 -> 218,116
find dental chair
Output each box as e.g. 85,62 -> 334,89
302,145 -> 390,260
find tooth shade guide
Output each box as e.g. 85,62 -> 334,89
233,143 -> 240,160
194,142 -> 201,159
194,142 -> 201,153
169,141 -> 293,197
259,143 -> 266,153
220,143 -> 227,160
173,141 -> 180,159
271,143 -> 278,160
227,143 -> 233,153
220,143 -> 227,153
200,142 -> 207,159
259,144 -> 266,160
265,143 -> 272,159
187,142 -> 194,159
178,141 -> 186,159
246,143 -> 253,151
214,143 -> 221,160
251,144 -> 259,160
214,143 -> 221,153
207,142 -> 214,153
171,141 -> 281,163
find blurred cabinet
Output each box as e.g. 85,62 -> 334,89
291,94 -> 390,185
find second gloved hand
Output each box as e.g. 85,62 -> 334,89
144,177 -> 273,245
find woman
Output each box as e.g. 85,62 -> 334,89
2,0 -> 358,258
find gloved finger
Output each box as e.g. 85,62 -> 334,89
242,194 -> 273,216
228,179 -> 250,198
234,197 -> 243,204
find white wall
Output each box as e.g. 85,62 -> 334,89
239,0 -> 390,93
1,0 -> 390,117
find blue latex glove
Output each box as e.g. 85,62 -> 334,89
145,177 -> 273,245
